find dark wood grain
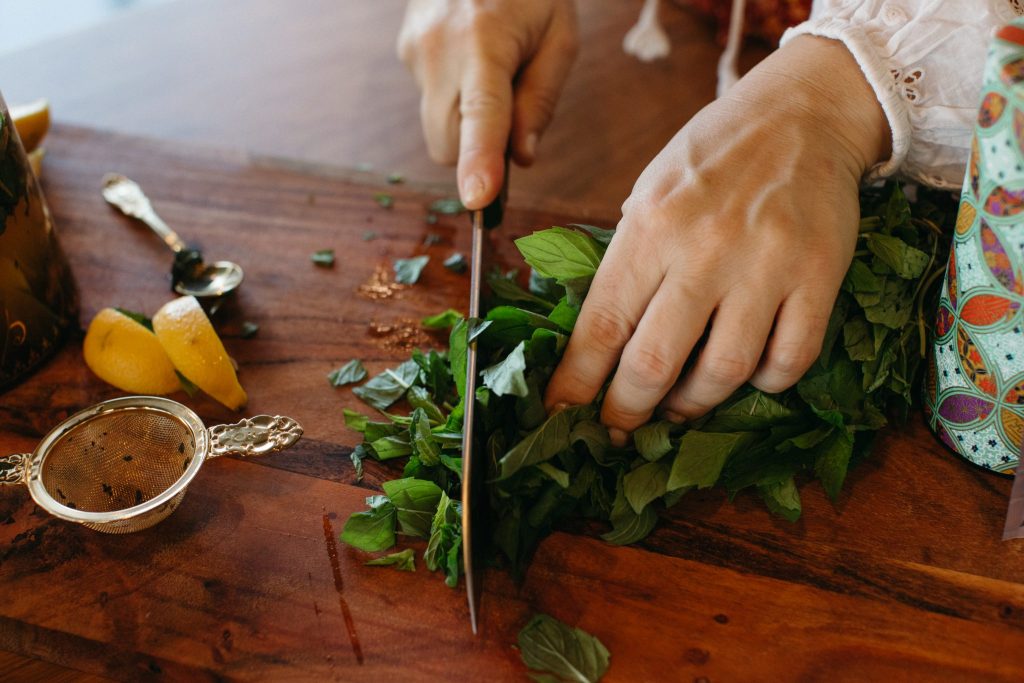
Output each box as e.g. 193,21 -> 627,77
0,0 -> 768,222
1,125 -> 1023,682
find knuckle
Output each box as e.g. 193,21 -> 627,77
762,343 -> 820,387
582,304 -> 634,352
699,352 -> 757,388
619,346 -> 676,392
663,393 -> 714,421
528,87 -> 560,121
460,88 -> 506,118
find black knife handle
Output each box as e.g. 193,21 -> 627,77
481,155 -> 510,230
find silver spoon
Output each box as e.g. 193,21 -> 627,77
101,173 -> 244,298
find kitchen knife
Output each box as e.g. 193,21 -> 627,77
461,166 -> 508,635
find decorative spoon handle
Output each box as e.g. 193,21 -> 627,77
102,173 -> 187,254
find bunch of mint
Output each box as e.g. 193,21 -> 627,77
340,182 -> 955,583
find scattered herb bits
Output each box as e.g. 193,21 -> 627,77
328,359 -> 368,387
421,308 -> 464,330
425,213 -> 438,225
374,193 -> 394,209
311,249 -> 335,267
429,198 -> 464,215
363,230 -> 379,242
365,547 -> 416,571
240,322 -> 259,339
443,252 -> 467,274
393,255 -> 430,285
386,172 -> 405,185
423,233 -> 442,247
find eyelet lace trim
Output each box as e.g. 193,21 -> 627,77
891,67 -> 924,103
1009,0 -> 1024,16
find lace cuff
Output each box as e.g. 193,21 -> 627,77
781,1 -> 1021,189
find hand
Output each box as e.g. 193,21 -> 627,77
544,36 -> 892,445
397,0 -> 578,209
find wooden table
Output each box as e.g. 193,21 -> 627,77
3,2 -> 1024,681
1,123 -> 1023,682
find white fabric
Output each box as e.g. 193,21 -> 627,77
782,0 -> 1024,189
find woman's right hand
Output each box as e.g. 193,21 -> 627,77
397,0 -> 579,209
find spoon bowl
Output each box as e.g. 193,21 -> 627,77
102,173 -> 244,299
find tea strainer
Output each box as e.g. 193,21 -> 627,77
0,396 -> 303,533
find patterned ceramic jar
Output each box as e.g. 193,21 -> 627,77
0,93 -> 77,390
925,23 -> 1024,474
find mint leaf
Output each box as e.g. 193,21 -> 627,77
429,197 -> 464,215
374,192 -> 394,209
393,255 -> 429,284
422,308 -> 463,329
758,477 -> 802,522
668,431 -> 751,490
633,421 -> 674,462
311,249 -> 335,267
365,548 -> 415,571
443,252 -> 467,273
328,359 -> 368,387
382,478 -> 443,538
515,227 -> 604,283
353,359 -> 420,410
114,307 -> 153,331
518,614 -> 610,683
481,341 -> 529,398
498,408 -> 574,479
623,461 -> 670,514
866,233 -> 929,279
340,497 -> 396,552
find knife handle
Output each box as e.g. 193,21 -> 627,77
480,155 -> 510,230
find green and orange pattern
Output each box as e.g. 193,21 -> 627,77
925,23 -> 1024,473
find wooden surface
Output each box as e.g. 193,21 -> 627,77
0,124 -> 1023,682
0,0 -> 768,221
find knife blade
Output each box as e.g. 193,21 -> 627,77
461,168 -> 508,635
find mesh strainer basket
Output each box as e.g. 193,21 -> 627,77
0,396 -> 302,533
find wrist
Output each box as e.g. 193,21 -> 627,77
723,35 -> 892,180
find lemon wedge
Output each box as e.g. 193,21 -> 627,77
83,308 -> 181,395
11,99 -> 50,154
152,296 -> 247,410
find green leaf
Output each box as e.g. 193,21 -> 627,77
633,421 -> 674,462
374,192 -> 394,209
382,477 -> 444,538
517,614 -> 610,683
410,407 -> 441,466
548,298 -> 580,332
486,270 -> 557,311
370,434 -> 413,460
328,359 -> 368,387
866,233 -> 929,279
449,318 -> 469,399
425,492 -> 462,587
365,547 -> 415,571
407,385 -> 446,424
350,443 -> 366,482
842,318 -> 875,362
481,341 -> 529,398
758,477 -> 802,522
668,431 -> 751,490
537,462 -> 571,488
353,359 -> 421,411
344,408 -> 369,432
814,430 -> 854,502
393,255 -> 430,284
568,223 -> 616,246
601,483 -> 658,546
311,248 -> 335,267
498,409 -> 574,479
422,308 -> 463,329
623,461 -> 670,514
240,321 -> 259,339
481,306 -> 562,346
569,420 -> 611,465
515,227 -> 605,283
429,197 -> 464,215
443,252 -> 467,273
340,498 -> 396,552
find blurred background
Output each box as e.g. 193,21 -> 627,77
0,0 -> 767,219
1,0 -> 173,55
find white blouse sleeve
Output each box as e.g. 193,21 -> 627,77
781,0 -> 1024,189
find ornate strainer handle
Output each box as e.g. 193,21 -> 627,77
0,454 -> 30,486
207,415 -> 303,459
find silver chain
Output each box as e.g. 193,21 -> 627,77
0,453 -> 29,485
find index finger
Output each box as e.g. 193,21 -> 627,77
457,61 -> 513,209
543,232 -> 663,411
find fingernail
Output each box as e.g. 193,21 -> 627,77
608,428 -> 628,447
664,411 -> 686,424
461,173 -> 485,207
524,132 -> 538,159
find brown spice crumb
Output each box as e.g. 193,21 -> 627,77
357,264 -> 407,300
369,318 -> 431,352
